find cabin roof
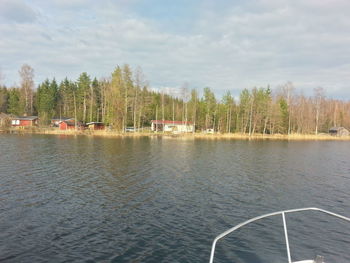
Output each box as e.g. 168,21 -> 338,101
59,120 -> 76,126
13,116 -> 38,121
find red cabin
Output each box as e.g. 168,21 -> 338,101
59,120 -> 76,130
51,118 -> 74,127
11,116 -> 39,127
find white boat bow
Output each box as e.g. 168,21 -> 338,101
209,207 -> 350,263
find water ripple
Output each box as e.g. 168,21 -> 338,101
0,135 -> 349,262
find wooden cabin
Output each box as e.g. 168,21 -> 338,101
86,122 -> 105,130
59,120 -> 77,130
11,116 -> 38,127
51,118 -> 74,127
329,127 -> 349,137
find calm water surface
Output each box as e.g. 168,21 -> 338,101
0,134 -> 349,262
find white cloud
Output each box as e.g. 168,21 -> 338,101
0,0 -> 350,98
0,0 -> 37,23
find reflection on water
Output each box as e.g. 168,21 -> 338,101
0,134 -> 349,262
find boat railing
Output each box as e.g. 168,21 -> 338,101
209,207 -> 350,263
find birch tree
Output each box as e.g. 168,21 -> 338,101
19,64 -> 34,115
314,87 -> 325,135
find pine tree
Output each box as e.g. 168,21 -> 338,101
7,88 -> 21,115
0,86 -> 8,113
36,79 -> 58,124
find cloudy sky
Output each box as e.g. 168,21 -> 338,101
1,0 -> 350,98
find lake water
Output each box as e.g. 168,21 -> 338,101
0,134 -> 349,262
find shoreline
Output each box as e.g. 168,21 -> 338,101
1,128 -> 350,141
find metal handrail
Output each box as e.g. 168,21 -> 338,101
209,207 -> 350,263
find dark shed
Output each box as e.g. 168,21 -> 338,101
86,122 -> 105,130
329,127 -> 349,137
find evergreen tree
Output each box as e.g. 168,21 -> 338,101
7,88 -> 21,115
0,86 -> 8,113
279,97 -> 289,134
36,79 -> 58,124
91,77 -> 100,122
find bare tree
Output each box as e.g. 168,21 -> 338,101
181,82 -> 189,126
73,90 -> 77,130
19,64 -> 34,115
89,84 -> 93,122
161,90 -> 165,133
314,87 -> 325,135
133,66 -> 146,131
191,89 -> 197,133
248,95 -> 253,136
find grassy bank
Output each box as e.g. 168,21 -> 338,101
2,127 -> 350,141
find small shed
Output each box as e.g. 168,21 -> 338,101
86,122 -> 105,130
329,127 -> 349,137
11,116 -> 39,127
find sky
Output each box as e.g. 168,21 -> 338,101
0,0 -> 350,98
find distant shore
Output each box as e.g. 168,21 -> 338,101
1,127 -> 350,141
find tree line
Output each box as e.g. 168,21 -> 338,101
0,64 -> 349,134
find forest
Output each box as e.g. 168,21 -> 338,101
0,64 -> 350,135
